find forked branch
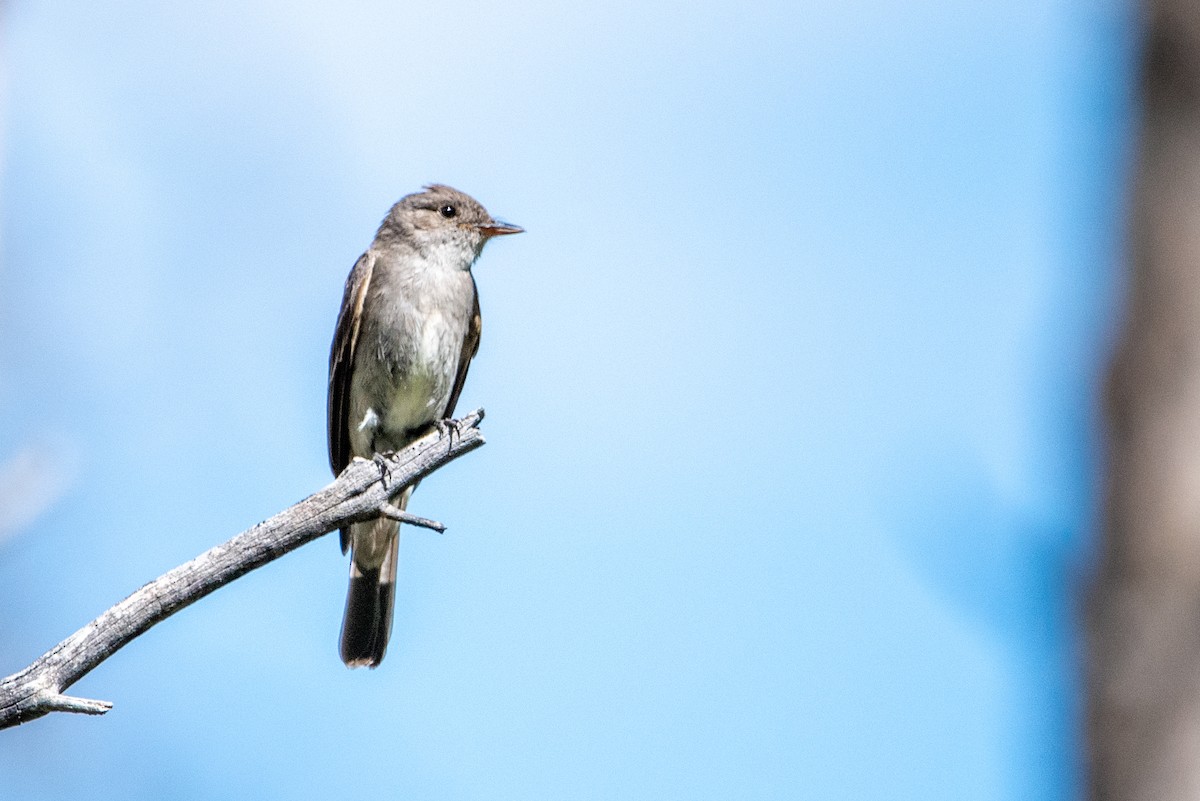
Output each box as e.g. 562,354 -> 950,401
0,409 -> 486,730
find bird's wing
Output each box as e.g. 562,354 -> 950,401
328,251 -> 375,477
444,277 -> 481,419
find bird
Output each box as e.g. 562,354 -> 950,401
327,184 -> 522,667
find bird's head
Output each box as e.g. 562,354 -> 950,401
380,184 -> 523,266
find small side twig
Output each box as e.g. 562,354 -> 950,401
0,409 -> 486,730
378,501 -> 445,533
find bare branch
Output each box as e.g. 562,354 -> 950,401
378,501 -> 445,533
0,409 -> 486,730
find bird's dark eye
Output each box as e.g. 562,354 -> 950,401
439,204 -> 457,219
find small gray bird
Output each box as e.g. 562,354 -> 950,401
328,185 -> 522,668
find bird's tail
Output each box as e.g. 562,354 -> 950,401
339,496 -> 406,668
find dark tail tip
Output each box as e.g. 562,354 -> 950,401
339,569 -> 395,668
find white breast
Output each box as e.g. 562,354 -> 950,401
349,244 -> 476,456
382,307 -> 462,434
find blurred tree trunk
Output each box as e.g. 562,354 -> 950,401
1088,4 -> 1200,800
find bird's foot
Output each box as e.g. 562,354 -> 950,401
372,451 -> 398,487
435,418 -> 462,453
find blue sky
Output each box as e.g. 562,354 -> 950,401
0,2 -> 1132,799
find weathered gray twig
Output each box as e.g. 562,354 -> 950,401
0,409 -> 486,730
378,501 -> 444,533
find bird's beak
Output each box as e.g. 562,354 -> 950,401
476,220 -> 524,237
